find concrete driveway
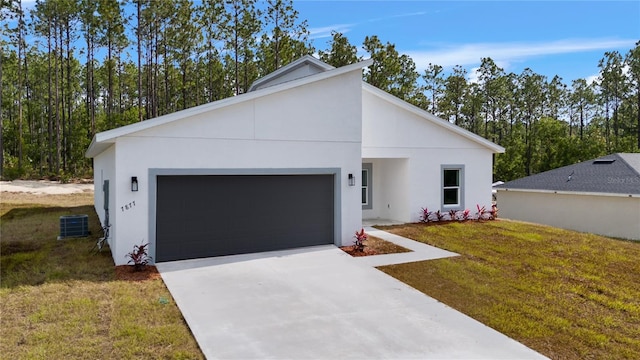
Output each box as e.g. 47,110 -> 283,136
158,245 -> 547,359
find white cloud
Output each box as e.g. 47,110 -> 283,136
467,67 -> 481,84
367,11 -> 428,23
466,59 -> 511,84
585,74 -> 599,86
407,38 -> 637,72
584,60 -> 631,86
309,11 -> 427,40
308,23 -> 354,39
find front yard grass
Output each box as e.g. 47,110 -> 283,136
0,192 -> 204,359
4,190 -> 639,359
378,220 -> 640,360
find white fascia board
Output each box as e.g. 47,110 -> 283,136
85,136 -> 105,159
85,59 -> 373,159
496,187 -> 640,198
362,83 -> 505,154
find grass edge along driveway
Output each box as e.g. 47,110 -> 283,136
378,220 -> 640,360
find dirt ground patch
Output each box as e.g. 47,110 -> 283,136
0,179 -> 93,195
340,235 -> 411,257
115,265 -> 162,281
1,180 -> 94,208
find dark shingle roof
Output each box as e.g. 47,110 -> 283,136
497,153 -> 640,195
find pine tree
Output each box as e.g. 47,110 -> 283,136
626,42 -> 640,149
259,0 -> 310,73
222,0 -> 261,95
318,31 -> 359,68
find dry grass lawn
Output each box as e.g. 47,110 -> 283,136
0,192 -> 204,359
378,220 -> 640,360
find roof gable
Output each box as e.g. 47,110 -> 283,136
362,83 -> 505,153
85,59 -> 371,158
498,153 -> 640,195
248,55 -> 335,92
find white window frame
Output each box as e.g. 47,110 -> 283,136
441,165 -> 464,211
362,163 -> 373,210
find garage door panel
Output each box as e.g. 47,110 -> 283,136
156,174 -> 334,262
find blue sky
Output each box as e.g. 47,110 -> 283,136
297,1 -> 639,84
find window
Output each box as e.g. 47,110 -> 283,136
362,163 -> 372,210
441,165 -> 464,210
362,169 -> 368,204
443,169 -> 459,205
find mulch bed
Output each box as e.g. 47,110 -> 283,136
115,265 -> 162,281
339,246 -> 380,257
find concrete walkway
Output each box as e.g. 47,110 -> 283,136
158,230 -> 548,360
356,226 -> 458,267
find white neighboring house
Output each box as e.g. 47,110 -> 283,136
86,56 -> 504,265
496,153 -> 640,240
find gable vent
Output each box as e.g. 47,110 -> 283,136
593,159 -> 616,164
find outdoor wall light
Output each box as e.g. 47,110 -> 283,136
131,176 -> 139,192
348,173 -> 355,186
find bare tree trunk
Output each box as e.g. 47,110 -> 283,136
48,18 -> 54,172
118,50 -> 123,114
163,41 -> 170,113
153,21 -> 159,118
17,0 -> 24,170
182,66 -> 187,110
580,104 -> 584,140
107,34 -> 113,128
66,22 -> 73,172
605,101 -> 610,153
60,22 -> 67,172
55,21 -> 61,174
613,98 -> 619,149
195,58 -> 200,106
234,4 -> 239,95
208,41 -> 214,102
137,0 -> 143,121
637,90 -> 640,149
88,33 -> 96,136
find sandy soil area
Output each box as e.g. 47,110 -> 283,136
0,180 -> 94,195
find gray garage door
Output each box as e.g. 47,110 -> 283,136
155,174 -> 334,262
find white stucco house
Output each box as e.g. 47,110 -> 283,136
86,56 -> 504,265
496,153 -> 640,240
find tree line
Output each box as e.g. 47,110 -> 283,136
2,0 -> 639,182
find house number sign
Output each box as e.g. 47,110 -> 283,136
121,201 -> 136,212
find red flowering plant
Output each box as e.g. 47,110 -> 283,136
353,228 -> 368,252
126,242 -> 151,271
420,207 -> 432,223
